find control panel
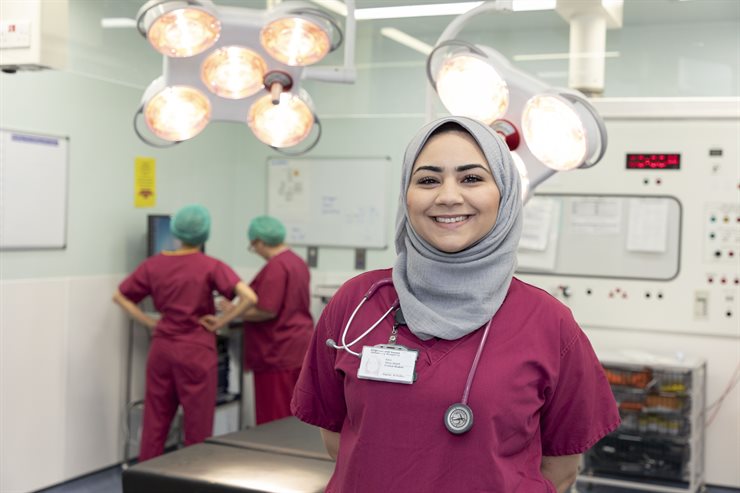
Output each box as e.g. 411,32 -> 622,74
518,100 -> 740,338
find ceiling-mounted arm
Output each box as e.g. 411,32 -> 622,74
434,0 -> 513,45
302,0 -> 356,83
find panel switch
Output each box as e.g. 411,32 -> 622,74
694,291 -> 709,320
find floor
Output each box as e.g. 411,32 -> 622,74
35,466 -> 740,493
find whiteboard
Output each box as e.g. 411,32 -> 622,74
267,157 -> 391,249
0,129 -> 69,249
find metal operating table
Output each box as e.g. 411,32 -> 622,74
122,417 -> 334,492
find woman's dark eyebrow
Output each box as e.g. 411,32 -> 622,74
457,163 -> 491,174
412,163 -> 490,175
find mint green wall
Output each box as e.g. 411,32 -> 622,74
1,2 -> 738,280
0,70 -> 250,279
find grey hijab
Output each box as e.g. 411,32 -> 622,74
392,116 -> 523,341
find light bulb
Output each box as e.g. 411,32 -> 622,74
147,7 -> 220,57
436,54 -> 509,124
260,17 -> 331,66
201,47 -> 267,99
248,93 -> 314,147
522,95 -> 587,171
144,86 -> 211,141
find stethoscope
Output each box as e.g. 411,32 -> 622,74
326,278 -> 492,435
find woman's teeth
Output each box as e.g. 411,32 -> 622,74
435,216 -> 467,224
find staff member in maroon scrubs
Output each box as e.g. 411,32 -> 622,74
239,215 -> 314,425
291,117 -> 620,493
113,204 -> 257,461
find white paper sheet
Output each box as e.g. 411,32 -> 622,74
626,198 -> 670,253
569,197 -> 622,235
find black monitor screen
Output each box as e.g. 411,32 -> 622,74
147,215 -> 178,257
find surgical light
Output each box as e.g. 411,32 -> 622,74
137,1 -> 221,57
433,50 -> 509,125
248,91 -> 315,148
261,16 -> 333,66
426,2 -> 607,196
200,47 -> 267,99
522,94 -> 587,171
134,0 -> 355,152
144,84 -> 212,141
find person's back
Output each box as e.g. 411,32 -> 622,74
244,248 -> 313,372
114,204 -> 257,460
240,215 -> 314,424
134,251 -> 240,348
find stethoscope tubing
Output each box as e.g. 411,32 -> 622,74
340,295 -> 399,356
461,318 -> 493,405
328,277 -> 494,435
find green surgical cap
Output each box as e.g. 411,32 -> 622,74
248,215 -> 286,246
171,204 -> 211,246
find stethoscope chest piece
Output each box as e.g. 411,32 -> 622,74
444,403 -> 473,434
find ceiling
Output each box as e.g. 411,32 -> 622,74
101,0 -> 740,36
86,0 -> 739,92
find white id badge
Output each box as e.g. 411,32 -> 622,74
357,345 -> 418,384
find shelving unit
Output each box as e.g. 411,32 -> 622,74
578,351 -> 707,493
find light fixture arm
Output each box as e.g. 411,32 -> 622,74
434,0 -> 513,45
557,89 -> 608,168
303,0 -> 356,83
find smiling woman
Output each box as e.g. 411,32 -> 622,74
406,123 -> 502,253
291,115 -> 621,493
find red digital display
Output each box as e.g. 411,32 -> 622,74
626,153 -> 681,170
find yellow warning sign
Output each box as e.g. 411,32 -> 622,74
134,156 -> 156,208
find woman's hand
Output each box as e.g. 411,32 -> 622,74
217,298 -> 235,314
113,290 -> 158,331
199,314 -> 224,333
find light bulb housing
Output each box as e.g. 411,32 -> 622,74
137,0 -> 221,57
428,42 -> 512,125
201,46 -> 267,99
141,80 -> 212,142
247,90 -> 316,148
260,8 -> 341,67
521,91 -> 604,171
134,1 -> 351,153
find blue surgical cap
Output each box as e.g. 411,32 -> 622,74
171,204 -> 211,246
248,215 -> 286,246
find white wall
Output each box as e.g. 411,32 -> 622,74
0,276 -> 126,493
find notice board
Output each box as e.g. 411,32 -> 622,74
267,157 -> 391,249
0,129 -> 69,249
517,194 -> 681,280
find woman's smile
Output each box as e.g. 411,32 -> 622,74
406,130 -> 501,253
433,214 -> 472,225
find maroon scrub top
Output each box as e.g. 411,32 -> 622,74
119,251 -> 240,349
292,268 -> 620,493
243,249 -> 314,372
